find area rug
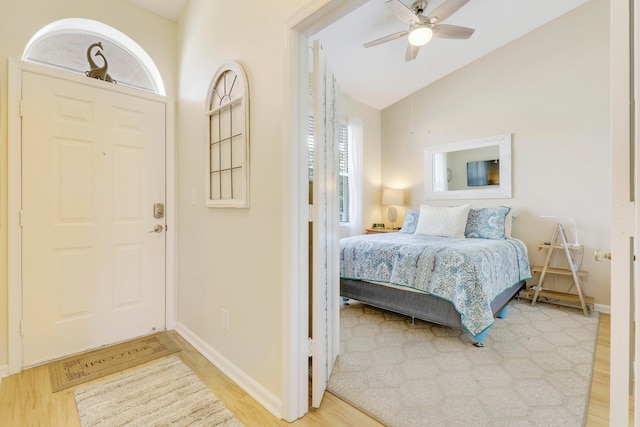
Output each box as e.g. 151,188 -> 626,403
49,332 -> 181,392
74,356 -> 243,426
328,299 -> 599,427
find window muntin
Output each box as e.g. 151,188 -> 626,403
207,62 -> 249,208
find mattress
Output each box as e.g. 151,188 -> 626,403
340,233 -> 531,335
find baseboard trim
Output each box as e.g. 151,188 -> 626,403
174,322 -> 282,420
594,303 -> 611,314
0,364 -> 9,385
519,291 -> 611,315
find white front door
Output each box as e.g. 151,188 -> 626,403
311,40 -> 341,408
20,70 -> 167,367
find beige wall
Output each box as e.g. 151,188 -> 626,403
0,0 -> 176,372
381,0 -> 611,306
175,0 -> 309,411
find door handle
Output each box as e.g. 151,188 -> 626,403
148,224 -> 164,233
594,249 -> 611,261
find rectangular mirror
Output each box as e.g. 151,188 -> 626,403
424,134 -> 512,200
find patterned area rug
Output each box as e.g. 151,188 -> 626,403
49,332 -> 181,392
328,299 -> 599,427
74,356 -> 243,426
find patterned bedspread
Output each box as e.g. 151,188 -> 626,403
340,233 -> 531,335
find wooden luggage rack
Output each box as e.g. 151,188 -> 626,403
527,223 -> 592,316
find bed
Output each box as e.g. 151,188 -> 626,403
339,205 -> 531,346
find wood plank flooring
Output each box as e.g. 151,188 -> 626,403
0,313 -> 614,426
585,312 -> 610,426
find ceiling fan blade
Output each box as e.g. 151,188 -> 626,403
426,0 -> 470,24
405,43 -> 421,61
363,31 -> 408,48
432,24 -> 475,39
385,0 -> 421,24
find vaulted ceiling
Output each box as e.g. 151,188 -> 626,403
310,0 -> 589,109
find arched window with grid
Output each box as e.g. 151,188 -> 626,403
206,62 -> 250,208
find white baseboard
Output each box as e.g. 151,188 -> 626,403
594,303 -> 611,314
519,290 -> 611,315
174,322 -> 282,420
0,364 -> 9,385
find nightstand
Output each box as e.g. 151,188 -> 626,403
365,228 -> 398,234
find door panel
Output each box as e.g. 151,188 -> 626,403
21,71 -> 166,366
311,40 -> 341,408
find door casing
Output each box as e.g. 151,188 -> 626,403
282,0 -> 368,420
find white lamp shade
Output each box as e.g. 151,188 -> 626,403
382,188 -> 404,206
408,25 -> 433,46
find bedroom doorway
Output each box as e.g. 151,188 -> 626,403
285,0 -> 368,419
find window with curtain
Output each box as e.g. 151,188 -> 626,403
338,123 -> 350,223
307,117 -> 351,224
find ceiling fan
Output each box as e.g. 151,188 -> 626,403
364,0 -> 475,61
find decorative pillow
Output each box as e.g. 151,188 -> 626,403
414,204 -> 470,238
399,209 -> 419,234
464,206 -> 511,239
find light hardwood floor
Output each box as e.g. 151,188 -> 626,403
0,313 -> 613,426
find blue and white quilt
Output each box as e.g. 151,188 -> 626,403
340,233 -> 531,335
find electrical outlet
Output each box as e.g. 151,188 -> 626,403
222,309 -> 229,330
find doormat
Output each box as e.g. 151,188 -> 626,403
49,332 -> 181,392
74,356 -> 243,426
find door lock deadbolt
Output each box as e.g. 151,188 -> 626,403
153,203 -> 164,219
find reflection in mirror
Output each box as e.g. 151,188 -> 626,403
446,146 -> 499,190
425,134 -> 511,200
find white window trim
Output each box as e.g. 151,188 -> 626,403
22,18 -> 166,95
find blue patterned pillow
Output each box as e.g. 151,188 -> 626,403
464,206 -> 511,239
399,209 -> 419,234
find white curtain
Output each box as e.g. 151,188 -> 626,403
347,117 -> 363,236
432,152 -> 448,192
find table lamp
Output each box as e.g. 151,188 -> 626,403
382,188 -> 404,230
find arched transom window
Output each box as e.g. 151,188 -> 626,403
206,62 -> 250,208
23,18 -> 165,95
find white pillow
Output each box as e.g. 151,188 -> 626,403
414,204 -> 471,238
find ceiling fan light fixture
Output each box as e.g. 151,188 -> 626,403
408,25 -> 433,46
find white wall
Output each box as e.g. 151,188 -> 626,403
381,0 -> 611,306
0,0 -> 177,372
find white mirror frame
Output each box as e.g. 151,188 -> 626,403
424,133 -> 512,200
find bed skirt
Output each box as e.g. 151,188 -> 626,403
340,278 -> 526,346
